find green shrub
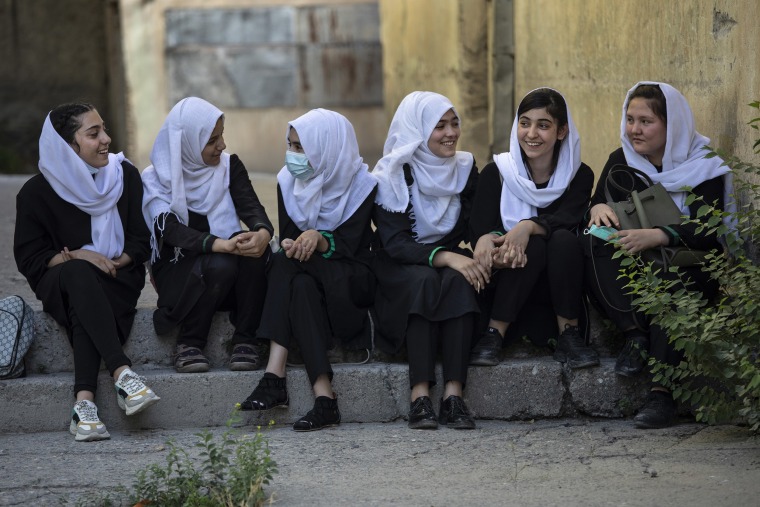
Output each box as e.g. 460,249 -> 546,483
619,101 -> 760,433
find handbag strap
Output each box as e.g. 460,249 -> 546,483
604,164 -> 656,202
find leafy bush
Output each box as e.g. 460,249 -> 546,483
619,101 -> 760,432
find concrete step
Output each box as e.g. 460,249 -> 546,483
0,359 -> 647,434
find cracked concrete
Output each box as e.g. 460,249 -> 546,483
0,419 -> 757,506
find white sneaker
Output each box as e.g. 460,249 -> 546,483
69,400 -> 110,442
114,368 -> 160,416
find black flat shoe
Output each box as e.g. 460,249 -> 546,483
553,325 -> 599,369
615,335 -> 649,377
634,390 -> 676,429
438,395 -> 476,430
469,328 -> 503,366
293,396 -> 341,432
240,372 -> 288,410
408,396 -> 438,430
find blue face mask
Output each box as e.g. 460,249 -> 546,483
285,151 -> 314,180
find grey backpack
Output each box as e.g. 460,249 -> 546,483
0,295 -> 34,379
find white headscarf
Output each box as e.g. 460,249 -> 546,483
620,81 -> 733,214
277,109 -> 377,231
142,97 -> 240,262
372,91 -> 474,244
493,88 -> 581,231
38,113 -> 125,258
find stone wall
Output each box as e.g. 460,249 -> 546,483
120,0 -> 386,173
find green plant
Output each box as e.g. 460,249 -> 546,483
618,101 -> 760,432
129,412 -> 277,506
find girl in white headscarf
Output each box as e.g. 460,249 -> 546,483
371,91 -> 487,431
14,103 -> 159,442
239,109 -> 377,432
584,82 -> 733,429
469,88 -> 598,370
142,97 -> 273,374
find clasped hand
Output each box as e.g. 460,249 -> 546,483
281,229 -> 325,262
60,247 -> 131,277
213,229 -> 271,258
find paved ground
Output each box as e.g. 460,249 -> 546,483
0,419 -> 758,506
2,174 -> 759,506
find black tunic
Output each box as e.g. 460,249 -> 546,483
150,155 -> 273,328
255,185 -> 377,351
14,161 -> 150,338
469,161 -> 593,344
372,162 -> 481,354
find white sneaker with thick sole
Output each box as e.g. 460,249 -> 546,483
114,368 -> 160,416
69,400 -> 110,442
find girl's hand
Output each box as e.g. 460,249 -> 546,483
67,248 -> 119,277
473,234 -> 498,274
493,221 -> 533,269
588,203 -> 620,228
111,252 -> 133,269
433,251 -> 489,292
235,229 -> 271,258
616,228 -> 668,254
287,230 -> 327,262
211,238 -> 239,254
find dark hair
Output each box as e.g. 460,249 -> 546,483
516,88 -> 568,173
49,103 -> 96,145
627,84 -> 667,124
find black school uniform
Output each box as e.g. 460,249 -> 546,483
470,161 -> 593,346
583,148 -> 724,365
255,185 -> 376,386
14,161 -> 150,393
150,155 -> 273,349
372,162 -> 480,388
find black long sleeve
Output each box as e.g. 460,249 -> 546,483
592,148 -> 723,250
470,161 -> 593,240
277,185 -> 376,262
373,161 -> 478,265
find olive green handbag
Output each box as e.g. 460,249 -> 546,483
604,165 -> 708,268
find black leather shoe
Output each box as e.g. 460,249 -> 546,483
408,396 -> 438,430
614,335 -> 649,377
553,325 -> 599,369
293,396 -> 341,432
240,372 -> 288,410
469,328 -> 503,366
634,390 -> 677,429
438,395 -> 476,429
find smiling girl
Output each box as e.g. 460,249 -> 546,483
14,103 -> 159,441
469,88 -> 598,369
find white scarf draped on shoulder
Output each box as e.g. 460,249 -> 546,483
493,88 -> 581,231
277,108 -> 377,231
371,91 -> 473,244
142,97 -> 241,263
38,114 -> 125,259
620,81 -> 733,215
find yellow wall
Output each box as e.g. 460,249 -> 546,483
379,0 -> 490,165
514,0 -> 760,178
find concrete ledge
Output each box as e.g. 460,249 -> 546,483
0,359 -> 647,434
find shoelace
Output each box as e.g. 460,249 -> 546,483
448,397 -> 470,417
75,401 -> 99,421
120,372 -> 147,394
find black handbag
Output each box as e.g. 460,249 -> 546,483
604,164 -> 708,268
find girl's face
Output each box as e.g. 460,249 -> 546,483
625,97 -> 667,166
287,127 -> 305,153
201,117 -> 226,166
71,110 -> 111,168
427,109 -> 460,158
517,107 -> 567,168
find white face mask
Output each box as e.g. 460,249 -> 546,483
285,151 -> 314,180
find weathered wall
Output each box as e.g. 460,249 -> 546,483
120,0 -> 387,173
0,0 -> 122,173
378,0 -> 490,165
513,0 -> 760,180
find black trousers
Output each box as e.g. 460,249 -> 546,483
57,260 -> 132,394
172,253 -> 268,349
583,237 -> 718,366
406,313 -> 475,390
257,253 -> 335,386
487,229 -> 583,325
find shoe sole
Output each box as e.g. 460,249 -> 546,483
292,422 -> 340,432
176,363 -> 210,373
408,420 -> 439,430
442,422 -> 476,430
118,394 -> 161,416
240,401 -> 289,411
229,362 -> 260,371
553,351 -> 599,369
633,418 -> 674,429
69,422 -> 111,442
469,357 -> 500,366
614,365 -> 643,377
